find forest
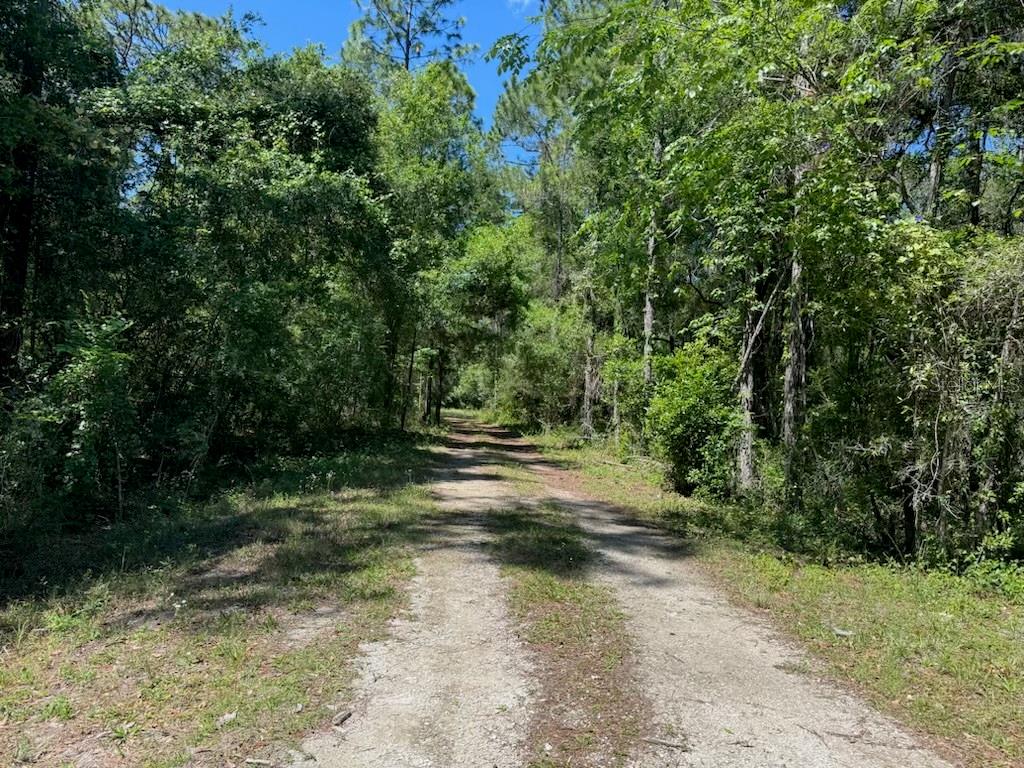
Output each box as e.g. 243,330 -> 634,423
3,1 -> 1024,766
3,0 -> 1024,579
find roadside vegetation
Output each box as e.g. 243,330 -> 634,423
4,0 -> 1024,764
474,0 -> 1024,569
518,426 -> 1024,768
0,435 -> 439,767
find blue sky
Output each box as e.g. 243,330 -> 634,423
160,0 -> 540,125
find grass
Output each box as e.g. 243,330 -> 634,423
524,428 -> 762,540
703,546 -> 1024,767
487,503 -> 644,768
523,427 -> 1024,768
0,434 -> 442,768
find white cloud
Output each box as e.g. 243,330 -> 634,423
507,0 -> 534,13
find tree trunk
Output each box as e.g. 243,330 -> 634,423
382,320 -> 400,424
966,120 -> 985,227
422,364 -> 433,423
977,290 -> 1021,535
903,486 -> 918,558
934,437 -> 949,549
782,39 -> 814,487
400,327 -> 417,431
642,261 -> 656,387
734,268 -> 786,494
642,133 -> 663,388
782,250 -> 807,496
402,1 -> 414,70
553,185 -> 565,301
115,438 -> 125,523
737,304 -> 758,493
611,377 -> 621,446
1003,146 -> 1024,235
925,57 -> 957,221
434,350 -> 444,426
582,336 -> 597,439
581,288 -> 599,438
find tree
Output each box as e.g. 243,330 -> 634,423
0,0 -> 120,390
373,62 -> 496,424
486,0 -> 1024,560
344,0 -> 472,72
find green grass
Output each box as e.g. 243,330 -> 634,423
703,546 -> 1024,767
487,504 -> 642,768
521,428 -> 758,538
0,435 -> 440,768
524,428 -> 1024,768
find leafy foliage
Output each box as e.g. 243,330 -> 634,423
4,0 -> 1024,581
646,341 -> 739,496
0,2 -> 513,567
486,0 -> 1024,564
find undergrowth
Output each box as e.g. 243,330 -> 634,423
0,433 -> 440,767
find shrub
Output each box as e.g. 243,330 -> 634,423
493,304 -> 588,428
645,341 -> 740,496
450,362 -> 494,408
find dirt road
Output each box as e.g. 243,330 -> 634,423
296,419 -> 954,768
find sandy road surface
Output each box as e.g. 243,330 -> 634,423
296,419 -> 954,768
294,430 -> 535,768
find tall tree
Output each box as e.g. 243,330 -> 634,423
345,0 -> 472,72
0,0 -> 119,390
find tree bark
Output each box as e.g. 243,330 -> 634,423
433,350 -> 444,426
611,377 -> 621,445
382,320 -> 400,424
422,361 -> 433,423
1003,146 -> 1024,235
782,167 -> 809,497
642,133 -> 663,388
642,256 -> 656,387
782,257 -> 806,455
977,290 -> 1021,535
966,119 -> 985,227
925,57 -> 957,221
581,288 -> 599,438
903,486 -> 918,557
402,0 -> 413,70
737,304 -> 758,493
552,176 -> 565,301
400,327 -> 417,431
782,39 -> 814,488
581,351 -> 596,438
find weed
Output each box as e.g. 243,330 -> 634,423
0,434 -> 438,767
41,695 -> 74,721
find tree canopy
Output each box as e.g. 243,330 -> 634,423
3,0 -> 1024,571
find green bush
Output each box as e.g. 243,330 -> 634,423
600,335 -> 645,452
450,362 -> 495,408
645,342 -> 740,496
493,304 -> 588,428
